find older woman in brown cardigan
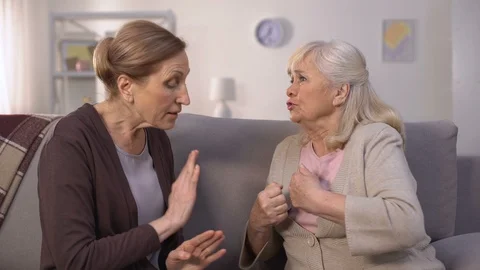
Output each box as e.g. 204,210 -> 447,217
239,40 -> 445,270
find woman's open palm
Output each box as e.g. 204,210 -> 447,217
166,230 -> 226,270
167,150 -> 201,228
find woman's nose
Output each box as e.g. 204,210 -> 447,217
287,85 -> 295,97
178,87 -> 190,105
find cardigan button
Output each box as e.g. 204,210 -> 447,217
307,235 -> 315,247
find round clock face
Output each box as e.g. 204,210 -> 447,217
255,19 -> 284,48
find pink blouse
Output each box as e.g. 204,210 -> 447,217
288,142 -> 344,233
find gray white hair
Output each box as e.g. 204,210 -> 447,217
288,40 -> 405,149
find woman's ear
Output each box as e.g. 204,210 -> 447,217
333,83 -> 350,106
117,75 -> 134,103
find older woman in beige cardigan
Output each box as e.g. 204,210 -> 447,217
239,40 -> 445,270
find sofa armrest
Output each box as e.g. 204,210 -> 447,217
431,233 -> 480,270
455,156 -> 480,235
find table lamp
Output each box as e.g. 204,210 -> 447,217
209,77 -> 236,118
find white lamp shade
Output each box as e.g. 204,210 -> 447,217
209,77 -> 236,101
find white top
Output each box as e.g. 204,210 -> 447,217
116,134 -> 164,269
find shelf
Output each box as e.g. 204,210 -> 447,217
54,71 -> 96,78
51,10 -> 174,20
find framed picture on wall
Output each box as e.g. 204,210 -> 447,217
382,19 -> 416,62
59,39 -> 97,72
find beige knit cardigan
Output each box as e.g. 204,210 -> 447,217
239,123 -> 445,270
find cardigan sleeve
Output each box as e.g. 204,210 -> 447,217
345,125 -> 428,256
239,138 -> 292,269
239,220 -> 284,269
38,134 -> 162,269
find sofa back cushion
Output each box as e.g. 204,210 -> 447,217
404,120 -> 458,241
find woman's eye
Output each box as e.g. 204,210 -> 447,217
290,76 -> 306,84
166,79 -> 179,89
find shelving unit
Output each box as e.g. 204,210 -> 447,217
49,11 -> 176,114
53,71 -> 96,78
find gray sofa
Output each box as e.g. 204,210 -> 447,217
1,113 -> 479,269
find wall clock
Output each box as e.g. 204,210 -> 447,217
255,18 -> 285,48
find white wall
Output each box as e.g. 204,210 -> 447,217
452,0 -> 480,155
27,0 -> 50,114
45,0 -> 452,122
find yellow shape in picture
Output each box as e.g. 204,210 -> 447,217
384,21 -> 411,49
66,45 -> 92,61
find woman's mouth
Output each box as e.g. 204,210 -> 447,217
286,102 -> 294,111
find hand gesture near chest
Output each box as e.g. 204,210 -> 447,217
249,182 -> 289,231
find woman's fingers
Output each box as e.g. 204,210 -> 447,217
177,150 -> 200,186
197,230 -> 223,251
183,150 -> 199,177
274,203 -> 289,215
181,230 -> 215,254
270,194 -> 287,207
204,249 -> 227,264
199,233 -> 225,258
298,164 -> 313,176
191,164 -> 200,184
185,230 -> 215,247
263,182 -> 283,198
193,231 -> 224,257
172,230 -> 226,267
192,231 -> 223,257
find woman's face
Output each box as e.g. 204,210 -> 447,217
286,54 -> 336,125
130,50 -> 191,130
